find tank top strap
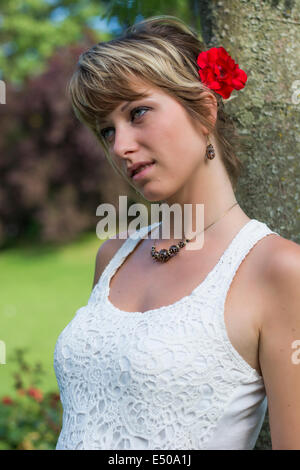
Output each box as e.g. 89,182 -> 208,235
91,221 -> 161,300
88,222 -> 160,305
107,221 -> 160,273
215,218 -> 280,303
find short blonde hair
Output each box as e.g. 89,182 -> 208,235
69,15 -> 244,190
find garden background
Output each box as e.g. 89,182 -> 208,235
0,0 -> 299,450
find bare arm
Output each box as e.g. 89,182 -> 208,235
259,237 -> 300,450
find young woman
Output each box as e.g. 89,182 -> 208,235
54,16 -> 300,450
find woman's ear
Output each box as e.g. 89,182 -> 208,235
200,91 -> 218,134
191,91 -> 218,136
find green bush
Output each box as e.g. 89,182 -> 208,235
0,348 -> 62,450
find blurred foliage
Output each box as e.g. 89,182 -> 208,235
103,0 -> 201,32
0,348 -> 62,450
0,42 -> 126,248
0,0 -> 113,84
0,0 -> 201,85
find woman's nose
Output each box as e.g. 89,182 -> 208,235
112,125 -> 138,159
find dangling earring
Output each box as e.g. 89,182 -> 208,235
205,136 -> 216,160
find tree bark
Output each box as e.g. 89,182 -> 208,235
195,0 -> 300,450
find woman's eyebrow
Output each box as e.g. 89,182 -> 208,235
98,101 -> 134,126
99,96 -> 154,125
120,102 -> 131,112
119,96 -> 152,113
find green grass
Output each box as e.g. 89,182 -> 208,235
0,232 -> 106,398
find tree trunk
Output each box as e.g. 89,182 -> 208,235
197,0 -> 300,245
196,0 -> 300,450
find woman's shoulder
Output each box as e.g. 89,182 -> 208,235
259,233 -> 300,282
257,233 -> 300,320
92,229 -> 131,289
91,223 -> 157,289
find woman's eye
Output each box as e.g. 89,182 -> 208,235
100,107 -> 149,141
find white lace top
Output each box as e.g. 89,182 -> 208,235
54,219 -> 279,450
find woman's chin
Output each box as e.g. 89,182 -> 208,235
131,177 -> 174,203
140,187 -> 167,203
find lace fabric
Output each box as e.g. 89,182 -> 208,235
54,219 -> 279,450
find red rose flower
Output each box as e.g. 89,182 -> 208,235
197,47 -> 247,99
2,396 -> 14,405
27,387 -> 43,402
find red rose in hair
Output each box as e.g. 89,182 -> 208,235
197,47 -> 247,99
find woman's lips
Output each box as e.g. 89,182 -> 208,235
132,162 -> 156,181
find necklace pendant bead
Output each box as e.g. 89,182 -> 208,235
150,201 -> 238,263
158,248 -> 170,262
169,245 -> 179,255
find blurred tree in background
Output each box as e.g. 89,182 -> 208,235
0,0 -> 113,84
0,0 -> 197,85
0,42 -> 134,247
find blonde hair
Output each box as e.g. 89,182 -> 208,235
69,15 -> 244,190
